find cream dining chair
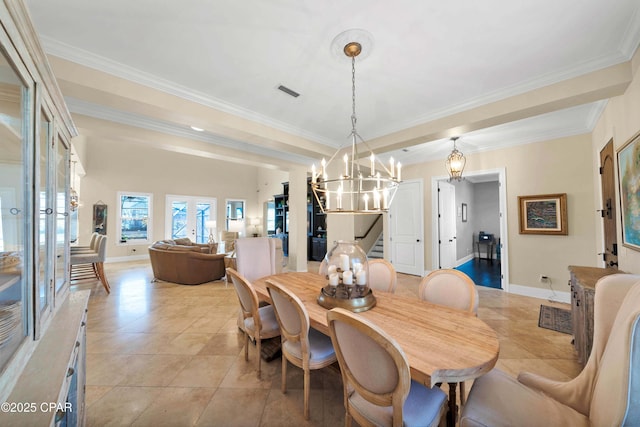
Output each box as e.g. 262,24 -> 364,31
460,273 -> 640,426
418,268 -> 478,407
70,234 -> 110,294
367,259 -> 397,293
226,268 -> 281,378
327,307 -> 448,427
267,279 -> 337,420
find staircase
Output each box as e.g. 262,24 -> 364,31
368,234 -> 384,259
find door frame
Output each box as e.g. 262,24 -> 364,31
431,167 -> 509,291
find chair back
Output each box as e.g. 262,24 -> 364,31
589,277 -> 640,425
266,279 -> 309,349
327,307 -> 411,425
318,259 -> 328,276
88,232 -> 99,250
221,231 -> 239,253
235,237 -> 278,282
419,269 -> 479,314
96,235 -> 107,261
226,268 -> 261,331
368,259 -> 397,293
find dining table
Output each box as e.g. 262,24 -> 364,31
252,271 -> 500,427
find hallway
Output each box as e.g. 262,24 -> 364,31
456,258 -> 502,289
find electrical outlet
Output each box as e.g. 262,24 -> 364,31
539,275 -> 549,282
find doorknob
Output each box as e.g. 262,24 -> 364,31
416,239 -> 421,243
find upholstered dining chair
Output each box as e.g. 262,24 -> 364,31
226,267 -> 280,378
235,237 -> 281,282
267,279 -> 337,420
418,269 -> 479,314
460,273 -> 640,427
70,234 -> 110,293
367,259 -> 397,293
418,268 -> 478,407
327,307 -> 448,427
70,232 -> 100,254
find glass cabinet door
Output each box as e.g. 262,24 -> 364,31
35,104 -> 54,335
54,134 -> 69,298
0,47 -> 31,371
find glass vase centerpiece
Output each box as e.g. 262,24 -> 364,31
317,240 -> 376,312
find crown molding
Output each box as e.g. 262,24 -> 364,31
65,97 -> 316,166
40,36 -> 338,148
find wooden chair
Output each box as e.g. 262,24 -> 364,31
267,279 -> 337,419
367,259 -> 397,293
327,307 -> 447,427
70,234 -> 110,293
418,269 -> 478,408
461,274 -> 640,426
226,268 -> 280,378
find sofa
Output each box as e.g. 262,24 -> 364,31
148,238 -> 226,285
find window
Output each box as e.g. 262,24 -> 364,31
117,192 -> 152,244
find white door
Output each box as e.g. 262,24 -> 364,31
438,181 -> 457,269
166,195 -> 217,244
389,180 -> 424,275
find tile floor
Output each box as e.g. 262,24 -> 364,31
75,260 -> 581,426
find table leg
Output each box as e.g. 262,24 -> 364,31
447,382 -> 458,427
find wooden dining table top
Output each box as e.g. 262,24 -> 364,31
252,271 -> 500,388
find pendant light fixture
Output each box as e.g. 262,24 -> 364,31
310,36 -> 401,214
446,136 -> 466,181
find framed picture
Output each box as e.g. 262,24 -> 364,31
461,203 -> 468,222
617,131 -> 640,251
93,203 -> 107,235
518,193 -> 567,235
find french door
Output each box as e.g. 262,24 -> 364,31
165,195 -> 217,244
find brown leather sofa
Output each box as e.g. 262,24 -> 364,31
148,238 -> 226,285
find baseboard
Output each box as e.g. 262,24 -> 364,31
508,284 -> 571,304
106,254 -> 149,263
455,254 -> 475,267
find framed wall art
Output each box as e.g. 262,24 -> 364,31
518,193 -> 567,235
93,202 -> 107,235
617,131 -> 640,251
461,203 -> 468,222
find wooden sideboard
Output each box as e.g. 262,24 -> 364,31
568,266 -> 621,364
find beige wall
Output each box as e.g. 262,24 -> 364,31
404,133 -> 597,291
591,47 -> 640,274
78,136 -> 262,259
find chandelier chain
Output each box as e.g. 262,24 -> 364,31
351,55 -> 357,132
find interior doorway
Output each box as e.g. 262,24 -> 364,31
431,168 -> 509,290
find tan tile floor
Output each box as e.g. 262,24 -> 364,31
75,260 -> 581,426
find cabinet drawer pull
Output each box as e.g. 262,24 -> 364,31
75,341 -> 80,348
67,367 -> 75,377
576,299 -> 581,307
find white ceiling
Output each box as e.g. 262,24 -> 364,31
24,0 -> 640,167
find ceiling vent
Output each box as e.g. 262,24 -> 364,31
277,85 -> 300,98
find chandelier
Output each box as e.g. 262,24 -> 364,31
310,40 -> 401,214
445,136 -> 466,181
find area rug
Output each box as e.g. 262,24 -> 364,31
259,337 -> 282,362
538,305 -> 572,335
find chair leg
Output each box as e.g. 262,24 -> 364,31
244,332 -> 249,361
256,337 -> 262,378
95,262 -> 111,293
460,381 -> 466,406
303,367 -> 310,420
281,353 -> 287,393
345,412 -> 352,427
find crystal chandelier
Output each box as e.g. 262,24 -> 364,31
445,136 -> 466,181
310,41 -> 401,214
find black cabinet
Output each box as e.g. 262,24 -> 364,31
308,179 -> 327,260
274,183 -> 288,256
